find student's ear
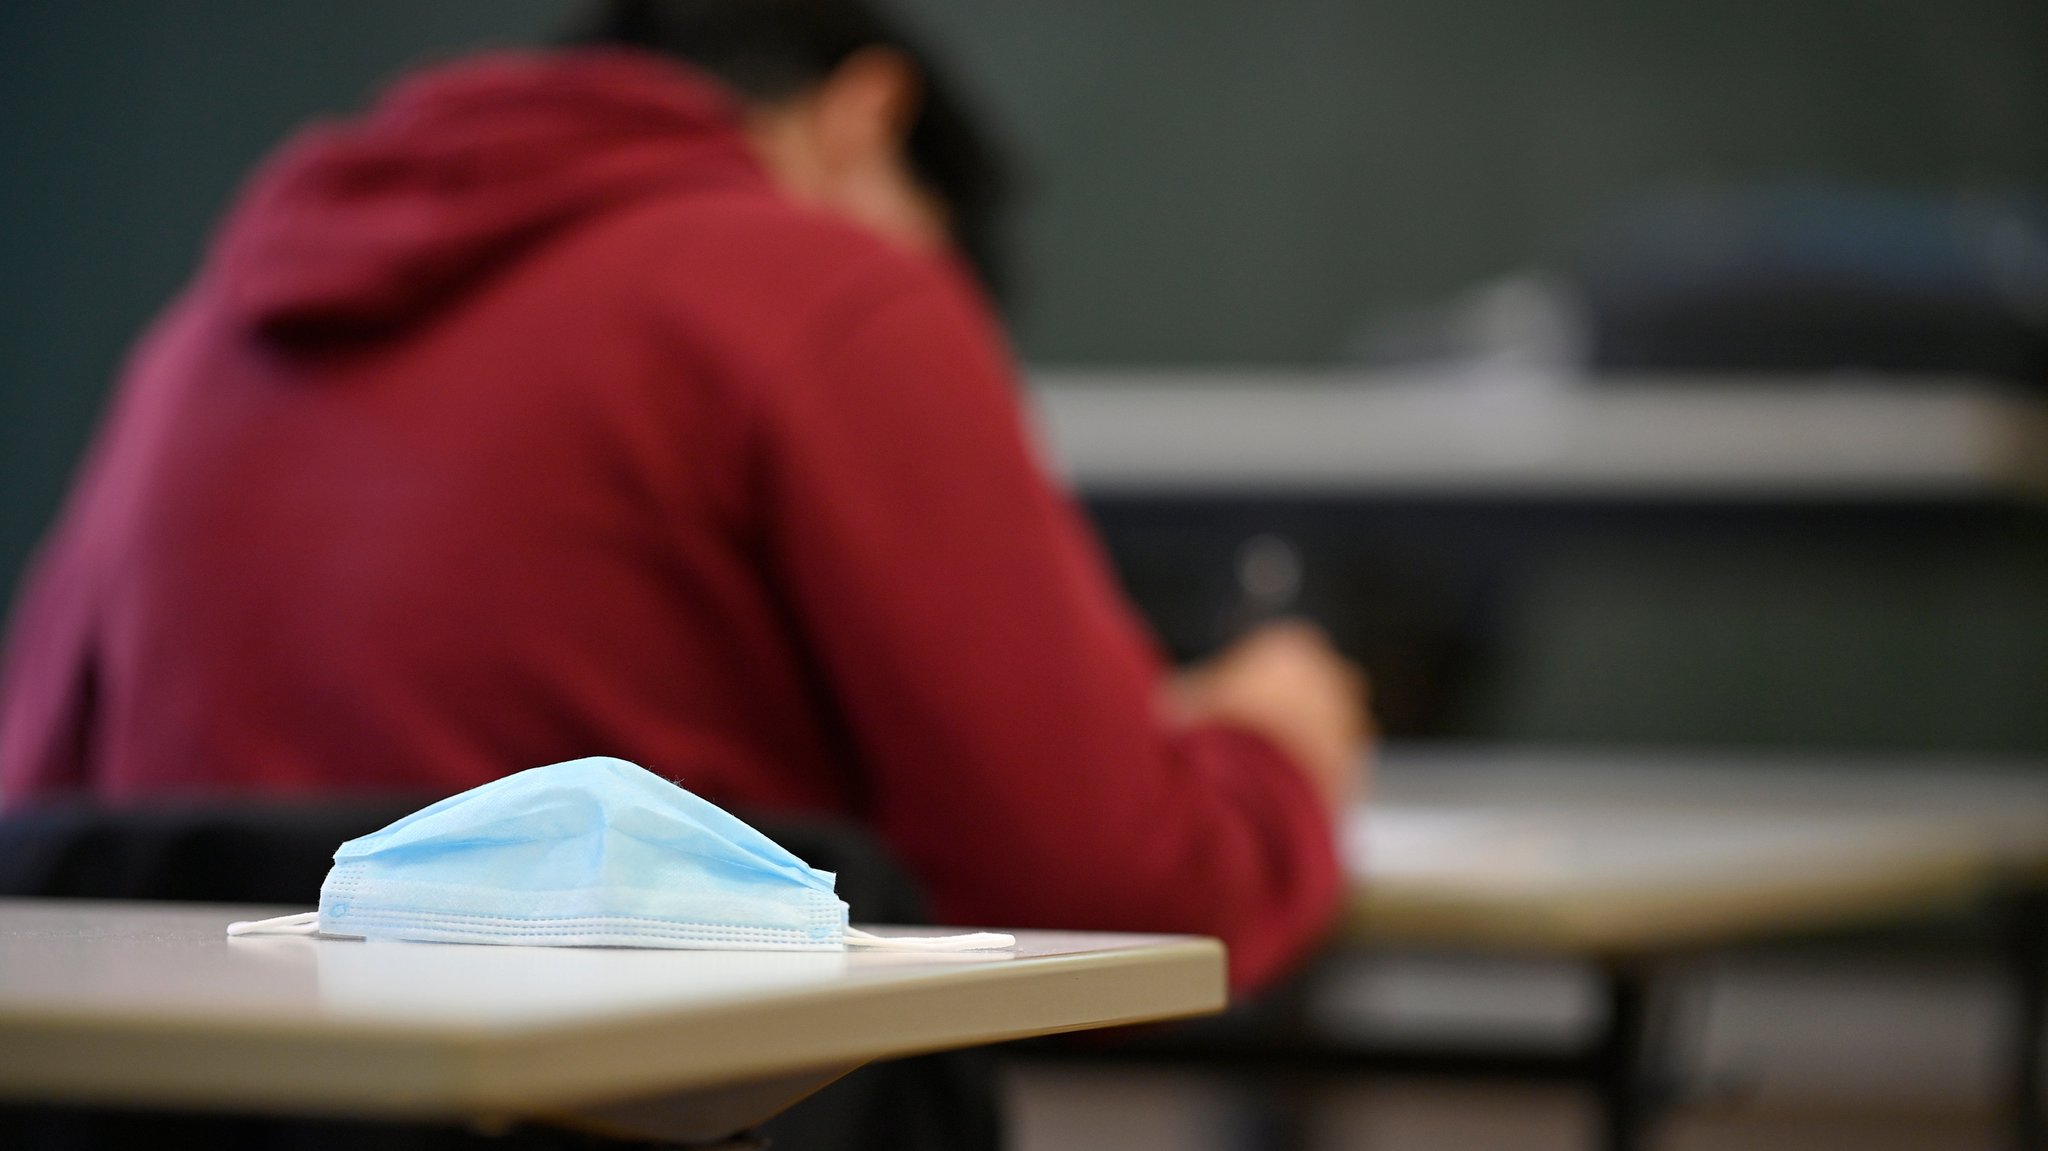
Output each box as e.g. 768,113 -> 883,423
812,46 -> 922,177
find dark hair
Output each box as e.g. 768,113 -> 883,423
567,0 -> 1014,302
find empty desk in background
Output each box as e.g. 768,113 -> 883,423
1348,747 -> 2048,1151
1034,372 -> 2048,500
0,899 -> 1224,1146
1351,780 -> 1994,954
1033,747 -> 2048,1151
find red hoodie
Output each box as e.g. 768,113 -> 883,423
0,51 -> 1339,989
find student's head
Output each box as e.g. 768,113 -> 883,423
569,0 -> 1011,297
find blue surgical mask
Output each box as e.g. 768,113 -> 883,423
228,756 -> 1010,952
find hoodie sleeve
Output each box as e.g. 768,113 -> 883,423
757,258 -> 1342,992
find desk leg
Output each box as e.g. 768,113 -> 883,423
2008,888 -> 2046,1151
1593,964 -> 1661,1151
1225,1084 -> 1313,1151
1225,963 -> 1322,1151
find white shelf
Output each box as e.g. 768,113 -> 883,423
1029,370 -> 2048,499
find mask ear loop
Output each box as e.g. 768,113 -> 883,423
226,911 -> 322,937
843,927 -> 1015,951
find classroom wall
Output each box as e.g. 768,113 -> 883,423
4,1 -> 2044,752
912,0 -> 2048,363
1,1 -> 566,609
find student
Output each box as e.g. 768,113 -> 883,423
0,0 -> 1369,992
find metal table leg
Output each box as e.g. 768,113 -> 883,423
1226,1084 -> 1314,1151
2007,887 -> 2046,1151
1592,963 -> 1665,1151
1226,962 -> 1322,1151
1006,953 -> 1688,1151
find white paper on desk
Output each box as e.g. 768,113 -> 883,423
1347,809 -> 1569,891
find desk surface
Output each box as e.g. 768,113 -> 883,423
1034,371 -> 2048,499
1346,746 -> 2048,953
0,900 -> 1222,1133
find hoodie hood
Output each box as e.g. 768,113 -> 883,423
211,50 -> 767,342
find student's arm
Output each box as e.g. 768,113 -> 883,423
759,260 -> 1349,990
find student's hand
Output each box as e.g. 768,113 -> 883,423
1172,620 -> 1374,815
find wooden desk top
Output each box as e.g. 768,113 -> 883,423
1345,746 -> 2048,954
0,899 -> 1223,1135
